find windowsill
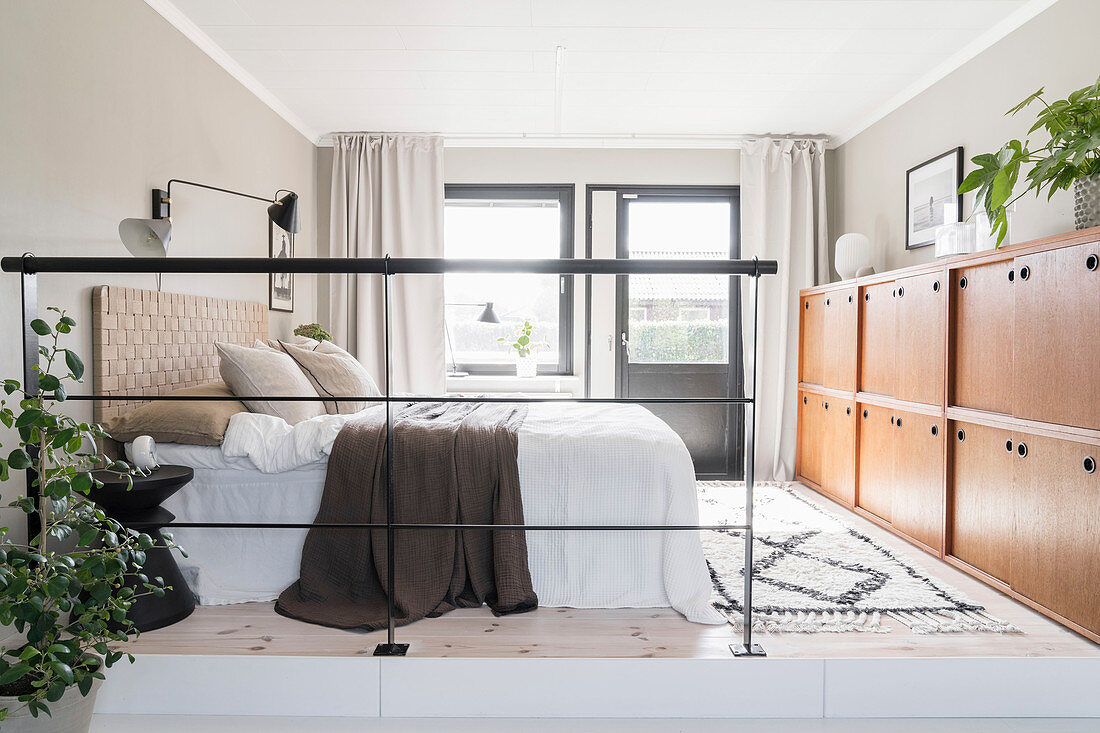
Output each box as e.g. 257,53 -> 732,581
446,374 -> 582,396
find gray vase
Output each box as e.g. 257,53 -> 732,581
1073,173 -> 1100,230
0,676 -> 102,733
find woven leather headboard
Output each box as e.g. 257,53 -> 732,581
91,286 -> 268,422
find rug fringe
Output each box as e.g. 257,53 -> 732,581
727,610 -> 890,634
887,609 -> 1022,635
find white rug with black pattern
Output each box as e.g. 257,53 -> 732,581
699,482 -> 1021,634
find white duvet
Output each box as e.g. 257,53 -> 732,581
162,402 -> 723,624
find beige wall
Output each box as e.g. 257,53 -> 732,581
0,0 -> 319,543
831,0 -> 1100,274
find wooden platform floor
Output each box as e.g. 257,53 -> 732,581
121,484 -> 1100,659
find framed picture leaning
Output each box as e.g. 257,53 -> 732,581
269,220 -> 294,312
906,147 -> 963,249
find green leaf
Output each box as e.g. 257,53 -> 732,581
64,350 -> 85,380
29,319 -> 52,337
7,449 -> 32,470
0,664 -> 31,685
14,408 -> 43,428
49,662 -> 74,685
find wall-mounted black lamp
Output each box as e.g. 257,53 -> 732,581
118,179 -> 300,289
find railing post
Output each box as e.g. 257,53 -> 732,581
375,256 -> 409,656
732,259 -> 766,657
20,254 -> 41,545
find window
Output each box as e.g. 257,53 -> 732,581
444,185 -> 573,375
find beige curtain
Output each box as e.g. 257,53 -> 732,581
329,134 -> 446,395
740,138 -> 828,481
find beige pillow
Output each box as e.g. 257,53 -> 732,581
101,382 -> 246,446
215,342 -> 326,425
277,341 -> 382,414
266,335 -> 319,351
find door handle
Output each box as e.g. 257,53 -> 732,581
620,331 -> 629,355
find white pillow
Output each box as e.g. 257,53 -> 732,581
275,341 -> 383,415
215,342 -> 326,425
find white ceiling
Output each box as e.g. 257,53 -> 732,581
161,0 -> 1050,145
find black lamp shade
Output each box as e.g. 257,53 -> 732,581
268,192 -> 300,233
477,302 -> 501,324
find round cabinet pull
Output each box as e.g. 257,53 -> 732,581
1017,442 -> 1028,458
932,280 -> 940,293
803,396 -> 807,404
1020,265 -> 1030,281
1087,254 -> 1099,271
865,292 -> 871,302
1085,456 -> 1096,474
892,288 -> 897,298
848,294 -> 853,303
862,409 -> 868,418
1005,439 -> 1013,453
1008,269 -> 1015,282
824,402 -> 830,410
896,417 -> 903,428
805,301 -> 810,310
959,276 -> 968,289
957,429 -> 966,442
930,424 -> 938,437
898,285 -> 905,297
846,406 -> 852,416
826,298 -> 831,306
890,415 -> 895,425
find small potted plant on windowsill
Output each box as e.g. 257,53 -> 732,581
498,319 -> 549,378
0,308 -> 169,732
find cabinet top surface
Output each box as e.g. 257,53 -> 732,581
803,226 -> 1100,296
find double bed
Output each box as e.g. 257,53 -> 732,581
92,285 -> 724,626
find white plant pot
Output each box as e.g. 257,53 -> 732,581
515,353 -> 537,378
0,675 -> 102,733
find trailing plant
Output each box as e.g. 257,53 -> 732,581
960,75 -> 1100,245
0,308 -> 169,722
293,323 -> 332,342
498,319 -> 548,359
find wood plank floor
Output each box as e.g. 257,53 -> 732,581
121,484 -> 1100,659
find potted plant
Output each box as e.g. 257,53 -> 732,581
0,308 -> 168,731
960,74 -> 1100,245
292,323 -> 332,342
498,319 -> 548,378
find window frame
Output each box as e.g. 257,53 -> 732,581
443,183 -> 575,376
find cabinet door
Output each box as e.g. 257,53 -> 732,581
895,272 -> 946,406
1012,242 -> 1100,430
800,294 -> 825,385
822,398 -> 856,506
823,287 -> 858,391
891,410 -> 945,551
797,392 -> 824,486
948,421 -> 1016,584
1011,432 -> 1100,636
856,403 -> 894,522
859,283 -> 896,397
951,261 -> 1014,414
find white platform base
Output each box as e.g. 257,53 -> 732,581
93,655 -> 1100,719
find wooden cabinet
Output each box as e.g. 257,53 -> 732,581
799,229 -> 1100,642
1012,242 -> 1100,430
822,397 -> 855,505
823,288 -> 857,391
797,392 -> 824,487
856,403 -> 894,523
951,261 -> 1014,414
891,411 -> 944,551
949,421 -> 1015,584
894,273 -> 946,406
799,294 -> 825,385
1011,432 -> 1100,637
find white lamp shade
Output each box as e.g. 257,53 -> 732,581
119,218 -> 171,257
834,232 -> 876,280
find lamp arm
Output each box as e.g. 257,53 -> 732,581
164,179 -> 277,218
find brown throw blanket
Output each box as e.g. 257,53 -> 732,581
275,401 -> 538,630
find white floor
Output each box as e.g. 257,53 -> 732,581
89,716 -> 1100,732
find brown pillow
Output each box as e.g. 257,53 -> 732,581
101,382 -> 246,446
277,341 -> 382,415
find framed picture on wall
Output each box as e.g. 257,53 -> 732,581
905,147 -> 963,249
269,221 -> 294,312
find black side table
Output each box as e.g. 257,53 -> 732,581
89,465 -> 196,632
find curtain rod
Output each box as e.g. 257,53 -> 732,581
316,132 -> 833,149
